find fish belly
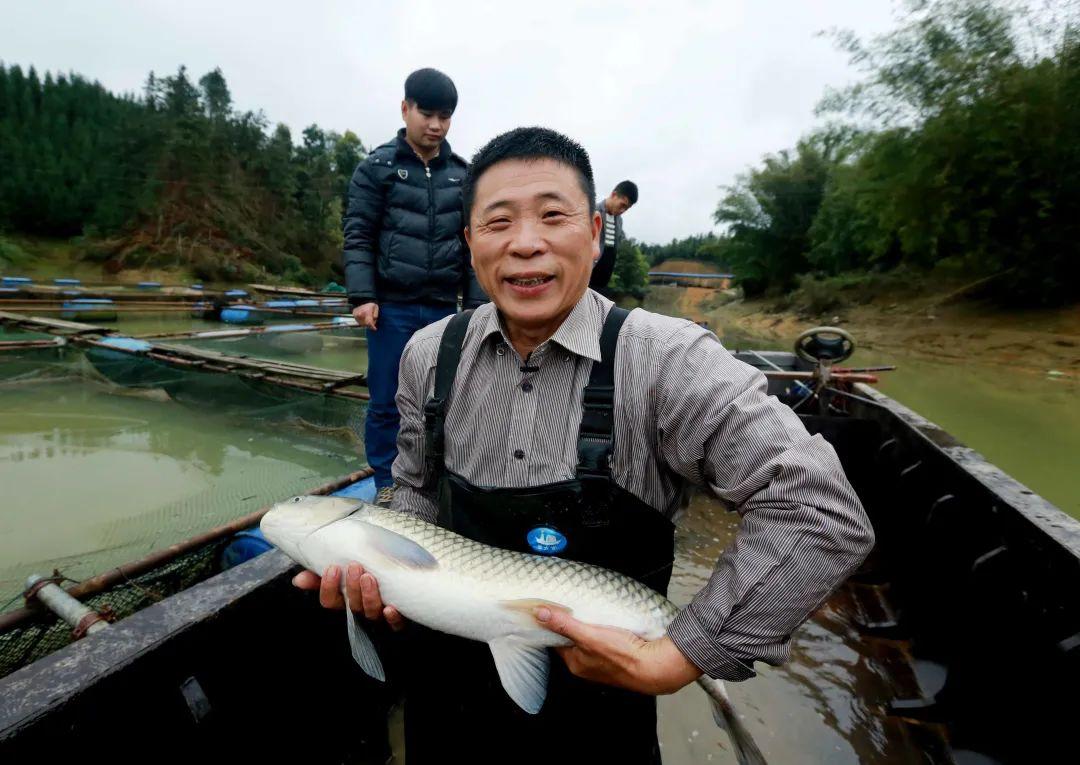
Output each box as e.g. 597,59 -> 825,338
376,569 -> 528,644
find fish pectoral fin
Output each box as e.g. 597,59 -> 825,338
354,520 -> 438,570
345,586 -> 386,682
488,637 -> 550,715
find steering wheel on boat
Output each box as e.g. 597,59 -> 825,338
794,326 -> 855,365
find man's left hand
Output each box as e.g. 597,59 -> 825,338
535,606 -> 701,695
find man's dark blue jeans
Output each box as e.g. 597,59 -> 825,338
365,301 -> 457,489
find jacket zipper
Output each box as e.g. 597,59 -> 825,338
425,164 -> 435,286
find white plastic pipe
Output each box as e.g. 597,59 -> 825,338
24,574 -> 109,637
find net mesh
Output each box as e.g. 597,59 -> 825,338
0,323 -> 369,678
0,540 -> 223,680
75,341 -> 367,439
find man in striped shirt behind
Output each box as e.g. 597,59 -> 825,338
296,127 -> 874,763
589,179 -> 638,296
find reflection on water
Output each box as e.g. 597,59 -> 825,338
0,381 -> 363,610
660,492 -> 928,764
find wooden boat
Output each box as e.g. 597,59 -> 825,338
0,328 -> 1075,763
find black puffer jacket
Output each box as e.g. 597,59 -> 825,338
342,129 -> 486,308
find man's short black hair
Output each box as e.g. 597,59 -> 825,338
463,127 -> 595,223
613,180 -> 639,205
404,68 -> 458,113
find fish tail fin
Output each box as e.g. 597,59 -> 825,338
697,676 -> 768,765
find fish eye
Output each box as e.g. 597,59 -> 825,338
292,496 -> 302,503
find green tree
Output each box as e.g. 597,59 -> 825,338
0,62 -> 368,284
813,0 -> 1080,304
714,137 -> 837,295
608,240 -> 650,297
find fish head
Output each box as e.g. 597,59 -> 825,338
261,495 -> 363,567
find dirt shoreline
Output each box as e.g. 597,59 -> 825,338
639,280 -> 1080,383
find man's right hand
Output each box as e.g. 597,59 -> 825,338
352,302 -> 379,330
292,564 -> 406,631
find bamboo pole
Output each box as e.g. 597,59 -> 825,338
136,320 -> 356,340
0,339 -> 63,350
764,370 -> 880,384
0,467 -> 374,632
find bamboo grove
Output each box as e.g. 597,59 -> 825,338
669,1 -> 1080,306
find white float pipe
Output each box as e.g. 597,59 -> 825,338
24,574 -> 110,637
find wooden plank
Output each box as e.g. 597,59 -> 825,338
0,312 -> 108,335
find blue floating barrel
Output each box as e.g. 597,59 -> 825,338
0,287 -> 19,294
264,323 -> 314,333
220,305 -> 262,325
61,290 -> 83,296
53,278 -> 81,285
2,276 -> 32,285
220,528 -> 275,569
265,300 -> 298,309
137,281 -> 162,289
96,336 -> 153,352
332,475 -> 378,502
225,289 -> 248,298
294,299 -> 319,307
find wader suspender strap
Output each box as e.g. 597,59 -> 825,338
423,305 -> 630,482
576,306 -> 630,478
424,309 -> 473,481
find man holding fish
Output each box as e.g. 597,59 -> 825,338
290,127 -> 874,762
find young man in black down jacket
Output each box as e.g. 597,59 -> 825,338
342,68 -> 487,503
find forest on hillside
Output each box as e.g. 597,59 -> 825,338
0,64 -> 361,284
664,0 -> 1080,306
1,1 -> 1076,304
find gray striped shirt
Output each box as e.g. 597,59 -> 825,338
392,289 -> 874,681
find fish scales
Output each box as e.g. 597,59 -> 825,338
359,505 -> 675,621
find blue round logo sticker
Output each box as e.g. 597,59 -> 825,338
526,526 -> 567,555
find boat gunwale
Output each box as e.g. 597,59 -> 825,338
848,381 -> 1080,561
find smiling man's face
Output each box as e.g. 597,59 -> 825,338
465,158 -> 601,336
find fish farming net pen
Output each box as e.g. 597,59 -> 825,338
0,314 -> 370,441
0,468 -> 373,680
0,543 -> 222,679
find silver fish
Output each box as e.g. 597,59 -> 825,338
262,495 -> 765,765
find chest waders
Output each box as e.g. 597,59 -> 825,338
402,306 -> 675,764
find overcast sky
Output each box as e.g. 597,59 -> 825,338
2,0 -> 899,243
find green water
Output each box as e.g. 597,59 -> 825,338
868,354 -> 1080,517
106,313 -> 226,335
1,308 -> 1074,762
640,296 -> 1080,519
0,380 -> 365,611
